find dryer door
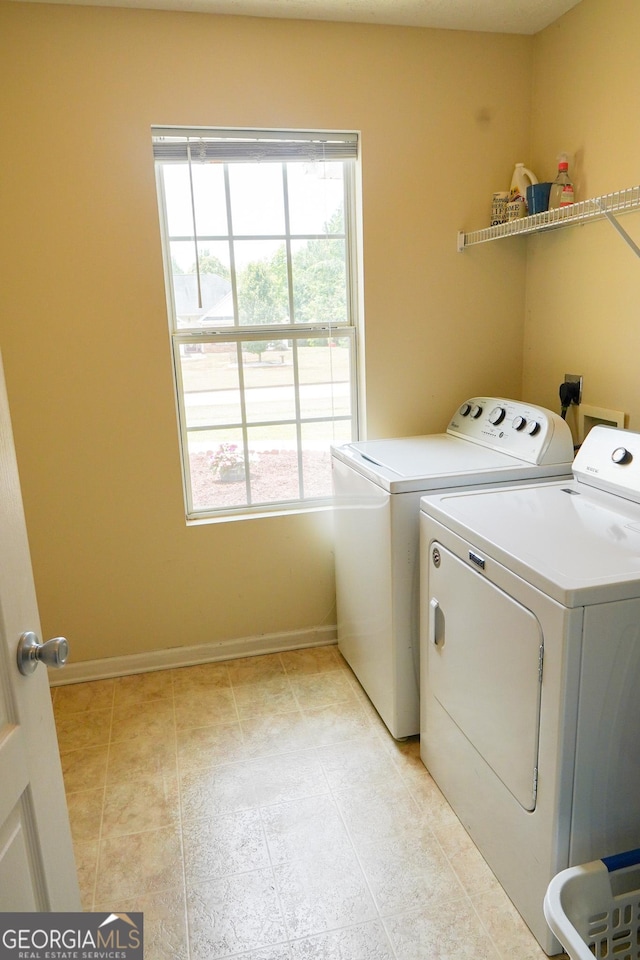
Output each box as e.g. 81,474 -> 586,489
427,542 -> 543,811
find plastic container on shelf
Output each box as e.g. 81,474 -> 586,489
544,848 -> 640,960
548,153 -> 575,209
507,163 -> 538,219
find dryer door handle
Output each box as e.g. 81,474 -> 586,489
429,597 -> 444,646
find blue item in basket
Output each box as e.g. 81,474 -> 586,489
602,847 -> 640,871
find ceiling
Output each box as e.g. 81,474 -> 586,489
14,0 -> 583,34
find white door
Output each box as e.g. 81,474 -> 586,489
427,541 -> 543,812
0,354 -> 80,910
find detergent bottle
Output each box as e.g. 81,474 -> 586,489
507,163 -> 538,219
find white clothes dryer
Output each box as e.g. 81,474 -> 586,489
419,425 -> 640,954
331,397 -> 574,740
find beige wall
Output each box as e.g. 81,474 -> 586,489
0,2 -> 535,664
524,0 -> 640,436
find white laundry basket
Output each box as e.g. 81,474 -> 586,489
544,849 -> 640,960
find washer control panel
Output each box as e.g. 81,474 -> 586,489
573,425 -> 640,502
446,398 -> 574,465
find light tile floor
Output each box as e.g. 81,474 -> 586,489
52,645 -> 553,960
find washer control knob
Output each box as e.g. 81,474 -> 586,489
470,404 -> 483,419
512,415 -> 527,431
527,420 -> 541,436
612,446 -> 632,465
459,403 -> 472,417
488,406 -> 506,425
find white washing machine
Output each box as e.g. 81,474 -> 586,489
331,397 -> 574,740
419,425 -> 640,954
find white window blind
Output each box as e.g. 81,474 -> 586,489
152,128 -> 358,163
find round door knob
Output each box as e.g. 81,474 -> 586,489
513,415 -> 527,431
470,404 -> 483,419
17,632 -> 69,676
612,447 -> 632,465
489,406 -> 506,425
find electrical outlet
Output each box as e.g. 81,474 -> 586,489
564,373 -> 583,405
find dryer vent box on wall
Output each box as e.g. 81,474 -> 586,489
578,404 -> 626,443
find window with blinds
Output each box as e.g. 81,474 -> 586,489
152,127 -> 361,520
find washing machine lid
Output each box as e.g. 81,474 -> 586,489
338,433 -> 514,477
331,397 -> 574,493
331,434 -> 571,494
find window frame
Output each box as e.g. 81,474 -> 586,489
153,127 -> 362,521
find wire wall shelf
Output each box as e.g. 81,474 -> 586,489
457,184 -> 640,257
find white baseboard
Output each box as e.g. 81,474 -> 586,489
49,625 -> 338,686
